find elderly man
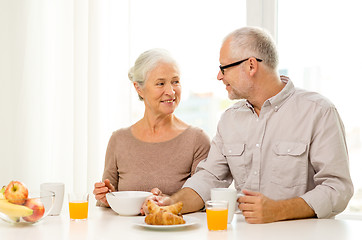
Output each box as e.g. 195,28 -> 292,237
147,26 -> 354,224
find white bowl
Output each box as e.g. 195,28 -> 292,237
106,191 -> 151,216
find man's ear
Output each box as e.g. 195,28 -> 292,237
249,58 -> 259,76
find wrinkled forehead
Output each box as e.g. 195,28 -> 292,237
146,62 -> 180,81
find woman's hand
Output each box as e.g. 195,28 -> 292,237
140,188 -> 173,215
93,179 -> 116,207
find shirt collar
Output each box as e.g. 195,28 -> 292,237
239,75 -> 295,113
265,76 -> 295,112
245,100 -> 255,113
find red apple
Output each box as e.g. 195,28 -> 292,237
22,198 -> 45,222
4,181 -> 29,205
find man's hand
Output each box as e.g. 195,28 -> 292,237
140,188 -> 173,215
237,189 -> 280,224
140,187 -> 204,215
237,189 -> 316,224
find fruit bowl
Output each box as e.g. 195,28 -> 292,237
0,190 -> 55,225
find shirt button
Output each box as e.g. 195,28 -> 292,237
274,106 -> 278,111
228,150 -> 232,153
256,143 -> 260,148
287,149 -> 291,153
254,171 -> 258,175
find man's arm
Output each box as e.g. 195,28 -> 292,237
303,106 -> 353,218
170,187 -> 204,214
238,189 -> 316,224
141,187 -> 204,215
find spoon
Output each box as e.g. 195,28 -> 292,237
108,189 -> 116,196
100,180 -> 115,196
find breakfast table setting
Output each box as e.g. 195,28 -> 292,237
1,181 -> 362,240
1,204 -> 362,240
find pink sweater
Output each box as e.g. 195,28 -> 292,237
102,126 -> 210,195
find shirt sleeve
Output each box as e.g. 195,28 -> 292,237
300,106 -> 354,218
102,133 -> 119,191
183,124 -> 234,202
96,133 -> 120,207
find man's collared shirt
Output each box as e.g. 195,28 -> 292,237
183,76 -> 353,218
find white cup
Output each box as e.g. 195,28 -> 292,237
40,182 -> 65,216
211,188 -> 237,223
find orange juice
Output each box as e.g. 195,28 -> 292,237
69,201 -> 88,220
206,208 -> 228,231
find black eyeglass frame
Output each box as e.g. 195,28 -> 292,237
219,57 -> 263,74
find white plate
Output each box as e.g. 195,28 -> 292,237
134,215 -> 200,229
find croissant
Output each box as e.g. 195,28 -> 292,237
160,201 -> 183,215
145,210 -> 186,225
145,200 -> 186,225
147,199 -> 183,215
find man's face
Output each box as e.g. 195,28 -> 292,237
217,38 -> 252,100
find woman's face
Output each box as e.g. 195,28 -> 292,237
139,62 -> 181,117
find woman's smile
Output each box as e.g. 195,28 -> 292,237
161,98 -> 176,103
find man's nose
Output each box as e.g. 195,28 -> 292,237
217,70 -> 224,80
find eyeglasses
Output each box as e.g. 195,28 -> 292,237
219,57 -> 263,75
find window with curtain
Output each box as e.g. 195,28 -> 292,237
0,0 -> 247,194
128,0 -> 246,138
0,0 -> 133,194
278,0 -> 362,213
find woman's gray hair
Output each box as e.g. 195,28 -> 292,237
225,27 -> 279,70
128,48 -> 178,100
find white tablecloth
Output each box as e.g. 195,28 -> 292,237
1,204 -> 361,240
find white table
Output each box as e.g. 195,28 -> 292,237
1,205 -> 361,240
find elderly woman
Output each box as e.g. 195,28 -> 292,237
93,49 -> 210,207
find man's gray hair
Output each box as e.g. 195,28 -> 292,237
225,27 -> 279,70
128,48 -> 179,100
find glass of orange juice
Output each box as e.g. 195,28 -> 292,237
68,193 -> 89,221
206,200 -> 228,231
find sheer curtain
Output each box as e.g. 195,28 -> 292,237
0,0 -> 131,194
1,0 -> 264,196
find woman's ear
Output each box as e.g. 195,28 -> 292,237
133,82 -> 144,98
